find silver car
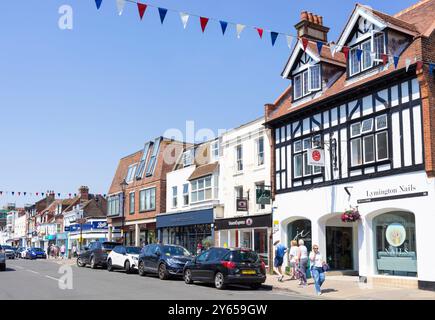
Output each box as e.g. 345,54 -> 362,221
0,247 -> 6,271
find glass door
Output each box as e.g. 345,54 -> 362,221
326,227 -> 353,270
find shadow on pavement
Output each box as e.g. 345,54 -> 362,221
191,282 -> 273,292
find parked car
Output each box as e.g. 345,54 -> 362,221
0,245 -> 16,259
107,246 -> 141,274
76,241 -> 118,269
15,247 -> 26,258
24,247 -> 47,260
0,249 -> 6,271
137,244 -> 194,280
183,247 -> 266,290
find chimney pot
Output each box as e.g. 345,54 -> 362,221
318,16 -> 323,25
307,12 -> 314,23
301,11 -> 308,21
313,15 -> 319,24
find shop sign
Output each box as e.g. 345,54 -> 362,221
307,148 -> 325,166
273,220 -> 280,233
386,223 -> 406,247
214,214 -> 272,231
256,187 -> 271,205
236,199 -> 248,211
357,183 -> 428,204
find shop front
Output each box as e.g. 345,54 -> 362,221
66,220 -> 120,250
157,209 -> 214,255
214,214 -> 272,266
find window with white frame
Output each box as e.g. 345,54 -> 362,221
139,188 -> 156,211
191,176 -> 212,203
126,164 -> 138,183
129,192 -> 135,215
172,186 -> 178,208
108,195 -> 121,216
350,114 -> 388,167
349,32 -> 385,77
293,135 -> 322,178
182,149 -> 194,167
257,137 -> 265,166
236,144 -> 243,171
211,141 -> 219,161
293,65 -> 321,100
183,184 -> 189,206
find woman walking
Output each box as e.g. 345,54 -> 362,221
309,244 -> 326,296
297,240 -> 308,287
288,240 -> 299,280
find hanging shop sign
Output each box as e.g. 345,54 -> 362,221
256,187 -> 271,205
307,149 -> 325,166
236,198 -> 248,212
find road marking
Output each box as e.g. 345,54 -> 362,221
26,269 -> 40,275
45,275 -> 60,282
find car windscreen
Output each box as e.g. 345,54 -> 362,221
126,247 -> 141,254
2,245 -> 12,250
32,248 -> 43,252
230,250 -> 259,263
102,243 -> 118,250
162,246 -> 190,257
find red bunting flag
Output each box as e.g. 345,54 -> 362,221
137,3 -> 147,20
342,46 -> 349,60
256,28 -> 263,39
200,17 -> 209,33
301,38 -> 308,52
416,60 -> 424,72
36,192 -> 39,196
381,53 -> 388,65
69,193 -> 72,197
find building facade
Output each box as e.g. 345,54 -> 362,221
265,2 -> 435,290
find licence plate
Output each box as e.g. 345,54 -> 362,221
241,270 -> 256,275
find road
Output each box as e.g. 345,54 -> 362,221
0,258 -> 316,300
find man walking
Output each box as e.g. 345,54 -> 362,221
273,240 -> 287,282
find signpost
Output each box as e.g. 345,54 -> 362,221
77,218 -> 86,250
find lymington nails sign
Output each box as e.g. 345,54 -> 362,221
357,184 -> 428,204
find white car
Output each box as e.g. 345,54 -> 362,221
107,245 -> 141,274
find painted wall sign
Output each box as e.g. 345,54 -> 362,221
357,184 -> 428,203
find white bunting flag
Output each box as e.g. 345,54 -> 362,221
370,52 -> 376,61
116,0 -> 125,15
180,12 -> 189,29
236,24 -> 246,39
405,58 -> 411,72
329,43 -> 336,57
286,35 -> 294,49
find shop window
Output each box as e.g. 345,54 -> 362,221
287,219 -> 312,252
254,229 -> 268,264
373,211 -> 417,277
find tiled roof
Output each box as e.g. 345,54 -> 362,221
188,162 -> 219,181
394,0 -> 435,35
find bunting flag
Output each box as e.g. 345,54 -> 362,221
219,21 -> 228,35
200,17 -> 209,33
179,12 -> 189,29
393,56 -> 399,69
256,28 -> 263,39
116,0 -> 125,15
18,192 -> 21,196
342,46 -> 349,60
430,63 -> 434,76
286,35 -> 293,48
158,8 -> 168,24
236,24 -> 245,39
329,43 -> 336,57
370,51 -> 376,61
316,41 -> 323,55
95,0 -> 103,10
301,37 -> 308,52
12,192 -> 15,196
405,58 -> 411,72
137,3 -> 147,20
381,53 -> 388,65
416,60 -> 424,72
356,49 -> 363,62
271,32 -> 279,47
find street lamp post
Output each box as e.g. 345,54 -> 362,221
120,179 -> 128,246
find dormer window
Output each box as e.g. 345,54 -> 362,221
349,33 -> 385,77
293,64 -> 321,101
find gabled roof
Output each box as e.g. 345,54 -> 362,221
188,162 -> 219,181
394,0 -> 435,36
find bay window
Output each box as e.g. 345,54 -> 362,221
191,176 -> 213,203
350,114 -> 389,167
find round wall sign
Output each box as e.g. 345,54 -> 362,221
246,218 -> 253,226
386,223 -> 406,247
312,150 -> 321,162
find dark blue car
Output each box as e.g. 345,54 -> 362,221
25,247 -> 47,260
137,244 -> 194,280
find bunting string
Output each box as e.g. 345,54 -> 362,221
93,0 -> 435,74
0,190 -> 107,199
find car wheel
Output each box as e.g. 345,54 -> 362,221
214,272 -> 227,290
250,283 -> 262,290
138,261 -> 146,277
158,263 -> 169,280
0,264 -> 6,271
184,269 -> 194,285
107,259 -> 113,272
90,257 -> 97,269
125,260 -> 131,274
77,257 -> 85,267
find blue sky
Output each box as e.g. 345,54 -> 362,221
0,0 -> 416,207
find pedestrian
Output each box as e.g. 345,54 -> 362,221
60,244 -> 66,259
72,244 -> 77,257
196,242 -> 203,255
297,239 -> 308,287
309,244 -> 326,296
288,240 -> 299,280
47,244 -> 52,259
273,240 -> 287,282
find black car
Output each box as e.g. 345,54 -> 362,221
183,247 -> 266,290
76,241 -> 118,269
137,244 -> 194,280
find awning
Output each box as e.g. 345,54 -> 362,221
157,208 -> 214,228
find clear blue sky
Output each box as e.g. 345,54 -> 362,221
0,0 -> 416,207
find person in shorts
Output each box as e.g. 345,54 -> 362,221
273,240 -> 287,282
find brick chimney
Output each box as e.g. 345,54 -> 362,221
79,186 -> 89,202
295,11 -> 329,42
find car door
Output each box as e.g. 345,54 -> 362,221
191,250 -> 210,280
148,245 -> 161,273
143,244 -> 155,271
111,246 -> 120,267
83,242 -> 93,263
202,248 -> 228,281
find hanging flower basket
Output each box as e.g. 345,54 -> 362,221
341,208 -> 361,222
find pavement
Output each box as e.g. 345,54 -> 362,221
0,258 -> 314,300
265,274 -> 435,300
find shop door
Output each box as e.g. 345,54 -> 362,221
326,227 -> 353,270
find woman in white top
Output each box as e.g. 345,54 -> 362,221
309,244 -> 326,295
297,240 -> 308,286
288,240 -> 299,280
